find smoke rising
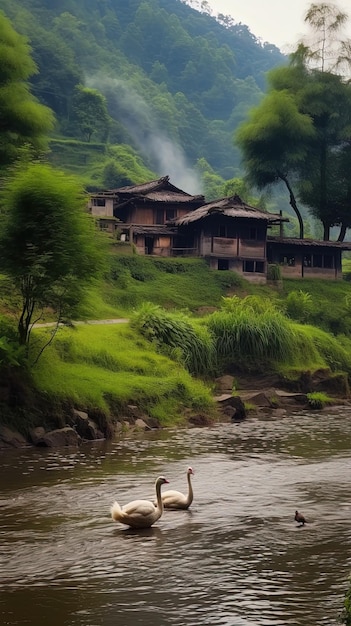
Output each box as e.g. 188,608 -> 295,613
87,76 -> 202,194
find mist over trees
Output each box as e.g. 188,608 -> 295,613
0,0 -> 284,182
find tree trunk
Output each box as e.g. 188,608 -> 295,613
323,221 -> 330,241
278,172 -> 304,239
338,222 -> 347,242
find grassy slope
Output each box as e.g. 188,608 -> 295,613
25,256 -> 241,428
4,252 -> 351,430
32,323 -> 214,426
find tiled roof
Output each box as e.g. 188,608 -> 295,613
100,176 -> 204,203
176,195 -> 281,225
268,236 -> 351,250
127,225 -> 178,236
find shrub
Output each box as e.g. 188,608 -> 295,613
208,307 -> 295,371
131,303 -> 217,376
307,392 -> 332,409
267,264 -> 282,281
286,290 -> 314,323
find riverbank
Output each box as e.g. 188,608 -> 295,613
1,370 -> 349,450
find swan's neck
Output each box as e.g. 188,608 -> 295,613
186,472 -> 193,505
155,480 -> 164,512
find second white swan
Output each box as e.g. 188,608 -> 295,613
160,467 -> 194,510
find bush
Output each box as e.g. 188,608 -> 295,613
306,392 -> 332,409
267,264 -> 282,281
131,303 -> 217,376
208,306 -> 295,371
286,290 -> 314,323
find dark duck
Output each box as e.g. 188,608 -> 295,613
295,510 -> 307,526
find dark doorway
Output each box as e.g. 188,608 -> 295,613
145,237 -> 154,255
218,259 -> 229,270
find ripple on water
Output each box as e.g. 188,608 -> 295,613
1,413 -> 351,626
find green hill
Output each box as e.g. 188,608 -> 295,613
0,0 -> 285,187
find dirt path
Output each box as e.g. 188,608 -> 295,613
33,318 -> 129,328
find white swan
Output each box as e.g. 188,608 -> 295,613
160,467 -> 194,510
111,476 -> 169,529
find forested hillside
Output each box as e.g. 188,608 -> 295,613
0,0 -> 285,192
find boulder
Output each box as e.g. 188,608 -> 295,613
134,418 -> 151,430
0,425 -> 28,448
214,394 -> 246,420
73,410 -> 99,440
215,375 -> 235,393
29,426 -> 46,445
41,427 -> 81,448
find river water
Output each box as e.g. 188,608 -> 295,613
1,409 -> 351,626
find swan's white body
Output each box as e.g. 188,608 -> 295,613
160,467 -> 194,510
111,476 -> 169,528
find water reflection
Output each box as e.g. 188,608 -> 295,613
1,411 -> 351,625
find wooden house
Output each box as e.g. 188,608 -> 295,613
267,236 -> 351,279
88,178 -> 351,281
88,176 -> 205,256
174,195 -> 284,283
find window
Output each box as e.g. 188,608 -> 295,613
243,260 -> 255,272
304,253 -> 334,268
313,254 -> 322,268
155,209 -> 164,224
93,198 -> 106,207
218,259 -> 229,270
280,254 -> 295,267
323,255 -> 333,268
165,208 -> 176,221
243,260 -> 265,273
249,227 -> 258,240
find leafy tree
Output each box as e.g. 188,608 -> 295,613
301,2 -> 351,73
236,89 -> 315,238
0,163 -> 105,356
0,13 -> 54,169
29,27 -> 81,119
72,84 -> 110,142
237,2 -> 351,241
102,160 -> 132,188
195,158 -> 225,200
223,177 -> 266,207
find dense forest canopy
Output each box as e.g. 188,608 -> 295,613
0,0 -> 285,188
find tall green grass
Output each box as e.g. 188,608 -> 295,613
131,303 -> 217,376
280,278 -> 351,336
208,307 -> 295,371
32,323 -> 215,425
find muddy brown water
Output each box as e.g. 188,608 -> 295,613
1,409 -> 351,626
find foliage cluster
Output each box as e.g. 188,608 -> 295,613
131,303 -> 217,376
107,255 -> 242,312
306,391 -> 333,409
32,323 -> 214,425
0,0 -> 284,181
236,3 -> 351,241
127,291 -> 351,380
0,162 -> 105,353
280,279 -> 351,336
